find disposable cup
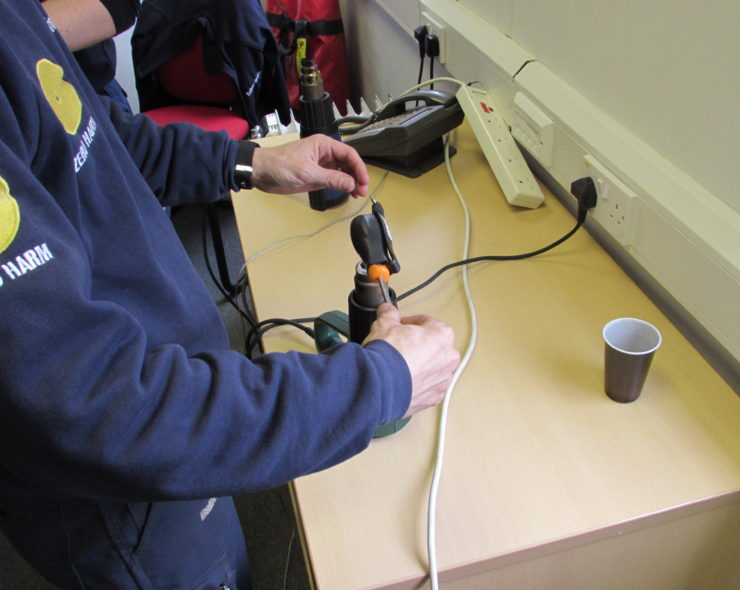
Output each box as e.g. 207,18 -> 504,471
603,318 -> 662,403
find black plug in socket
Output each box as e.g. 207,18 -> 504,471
414,25 -> 428,58
425,34 -> 440,58
570,177 -> 597,210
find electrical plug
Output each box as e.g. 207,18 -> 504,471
425,34 -> 440,58
414,25 -> 428,58
570,177 -> 598,222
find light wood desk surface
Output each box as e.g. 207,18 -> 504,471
233,126 -> 739,589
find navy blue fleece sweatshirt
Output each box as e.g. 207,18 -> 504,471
0,1 -> 411,510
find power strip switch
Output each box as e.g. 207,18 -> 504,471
456,85 -> 544,208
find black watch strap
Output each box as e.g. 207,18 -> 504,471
235,141 -> 259,190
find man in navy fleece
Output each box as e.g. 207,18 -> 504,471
0,1 -> 460,589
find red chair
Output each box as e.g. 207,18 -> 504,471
141,33 -> 250,139
141,32 -> 248,293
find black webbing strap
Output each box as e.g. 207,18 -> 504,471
266,13 -> 344,37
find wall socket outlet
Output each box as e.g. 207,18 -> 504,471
512,93 -> 555,167
584,154 -> 638,246
421,10 -> 447,64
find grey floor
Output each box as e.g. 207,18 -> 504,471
0,203 -> 311,590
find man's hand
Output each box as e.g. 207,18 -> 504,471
364,304 -> 460,418
251,135 -> 370,198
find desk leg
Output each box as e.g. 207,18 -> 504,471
289,482 -> 317,590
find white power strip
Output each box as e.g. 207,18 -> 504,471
456,86 -> 544,208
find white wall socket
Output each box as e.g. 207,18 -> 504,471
584,154 -> 638,246
512,93 -> 555,167
421,11 -> 447,64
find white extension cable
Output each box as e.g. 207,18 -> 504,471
427,134 -> 479,590
395,76 -> 466,102
246,86 -> 477,587
363,78 -> 480,588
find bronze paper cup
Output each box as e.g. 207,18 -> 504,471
603,318 -> 662,403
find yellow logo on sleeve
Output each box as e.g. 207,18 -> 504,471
36,58 -> 82,135
0,176 -> 20,254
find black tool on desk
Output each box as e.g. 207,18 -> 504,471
314,198 -> 410,437
299,58 -> 349,211
347,197 -> 400,342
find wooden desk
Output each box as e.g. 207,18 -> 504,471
233,126 -> 739,589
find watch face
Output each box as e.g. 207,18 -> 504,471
235,164 -> 253,190
235,142 -> 257,190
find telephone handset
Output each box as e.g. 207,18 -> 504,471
342,89 -> 464,178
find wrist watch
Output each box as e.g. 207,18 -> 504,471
234,141 -> 259,190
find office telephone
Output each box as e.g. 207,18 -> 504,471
343,89 -> 464,177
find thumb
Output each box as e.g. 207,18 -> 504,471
375,303 -> 401,323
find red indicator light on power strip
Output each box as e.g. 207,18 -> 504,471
480,102 -> 494,114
